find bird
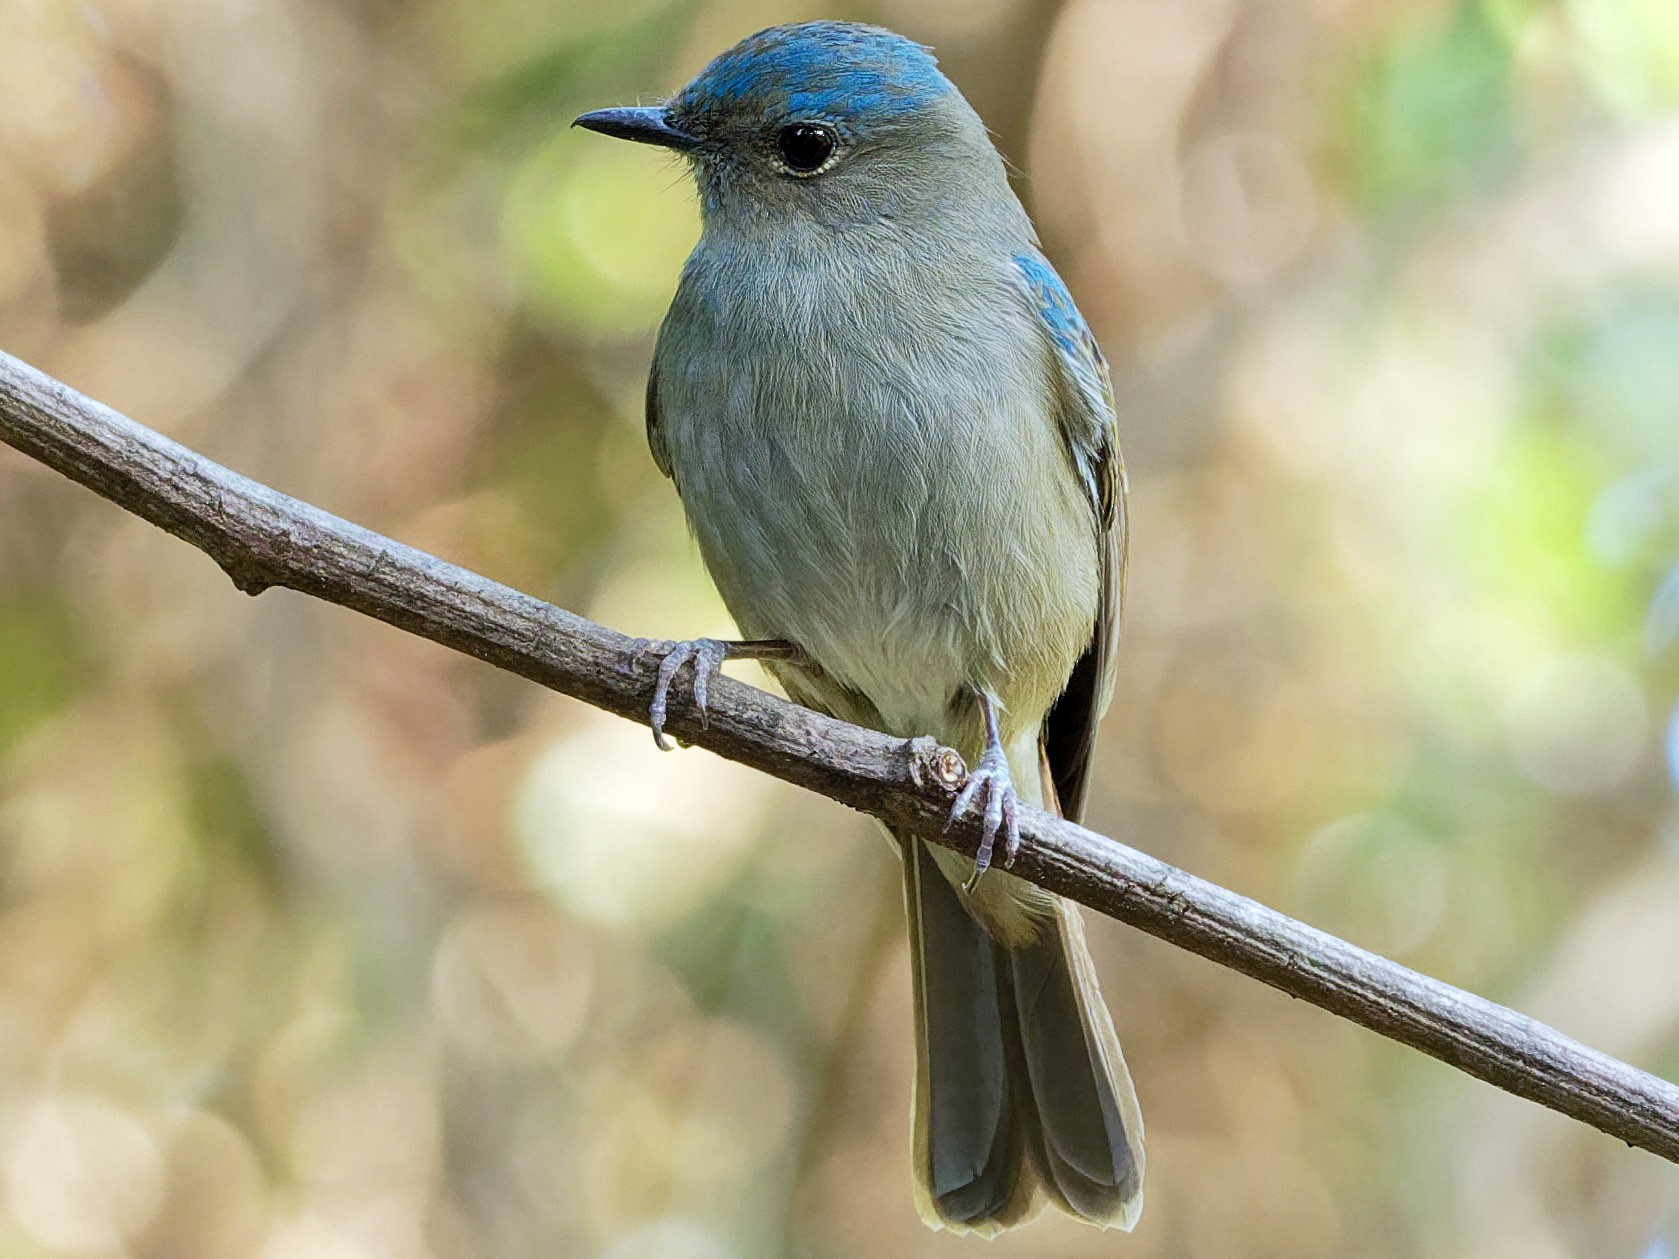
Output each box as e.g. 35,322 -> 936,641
574,20 -> 1142,1236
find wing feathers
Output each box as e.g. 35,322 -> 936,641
1013,252 -> 1127,824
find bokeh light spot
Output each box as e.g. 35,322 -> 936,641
1294,813 -> 1451,958
1568,0 -> 1679,112
1177,132 -> 1317,288
1503,653 -> 1649,795
430,897 -> 594,1062
1,1093 -> 165,1254
504,140 -> 698,336
597,1217 -> 734,1259
515,712 -> 774,931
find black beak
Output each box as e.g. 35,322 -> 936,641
572,106 -> 700,152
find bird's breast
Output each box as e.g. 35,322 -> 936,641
654,242 -> 1099,739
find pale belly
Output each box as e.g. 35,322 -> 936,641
657,351 -> 1100,747
651,226 -> 1103,754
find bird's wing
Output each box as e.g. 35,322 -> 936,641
645,359 -> 672,479
1013,251 -> 1128,825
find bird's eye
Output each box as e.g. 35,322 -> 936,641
775,123 -> 838,175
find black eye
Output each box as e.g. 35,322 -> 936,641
776,123 -> 837,174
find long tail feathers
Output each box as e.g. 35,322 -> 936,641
904,833 -> 1035,1233
1005,898 -> 1144,1226
903,834 -> 1144,1236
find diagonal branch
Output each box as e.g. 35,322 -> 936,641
2,346 -> 1677,1161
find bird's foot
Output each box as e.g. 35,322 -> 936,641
636,637 -> 729,750
635,637 -> 804,751
947,740 -> 1021,893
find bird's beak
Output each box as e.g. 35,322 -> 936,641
572,106 -> 700,152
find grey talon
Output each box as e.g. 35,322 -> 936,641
642,636 -> 800,749
951,692 -> 1020,893
649,639 -> 709,750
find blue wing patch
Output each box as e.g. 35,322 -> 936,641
1014,252 -> 1127,821
1014,252 -> 1121,531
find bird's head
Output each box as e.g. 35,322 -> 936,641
574,22 -> 1002,227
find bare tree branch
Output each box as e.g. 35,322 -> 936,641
3,346 -> 1677,1162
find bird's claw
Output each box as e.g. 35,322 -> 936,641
946,744 -> 1021,893
638,637 -> 730,751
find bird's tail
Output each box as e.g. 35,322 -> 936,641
901,832 -> 1144,1235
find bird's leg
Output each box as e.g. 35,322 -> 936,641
635,637 -> 807,751
945,689 -> 1021,892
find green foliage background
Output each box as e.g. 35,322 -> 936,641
0,1 -> 1675,1256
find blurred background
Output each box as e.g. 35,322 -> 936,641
0,0 -> 1677,1255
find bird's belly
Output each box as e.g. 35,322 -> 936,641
665,394 -> 1099,742
654,241 -> 1102,743
716,500 -> 978,733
